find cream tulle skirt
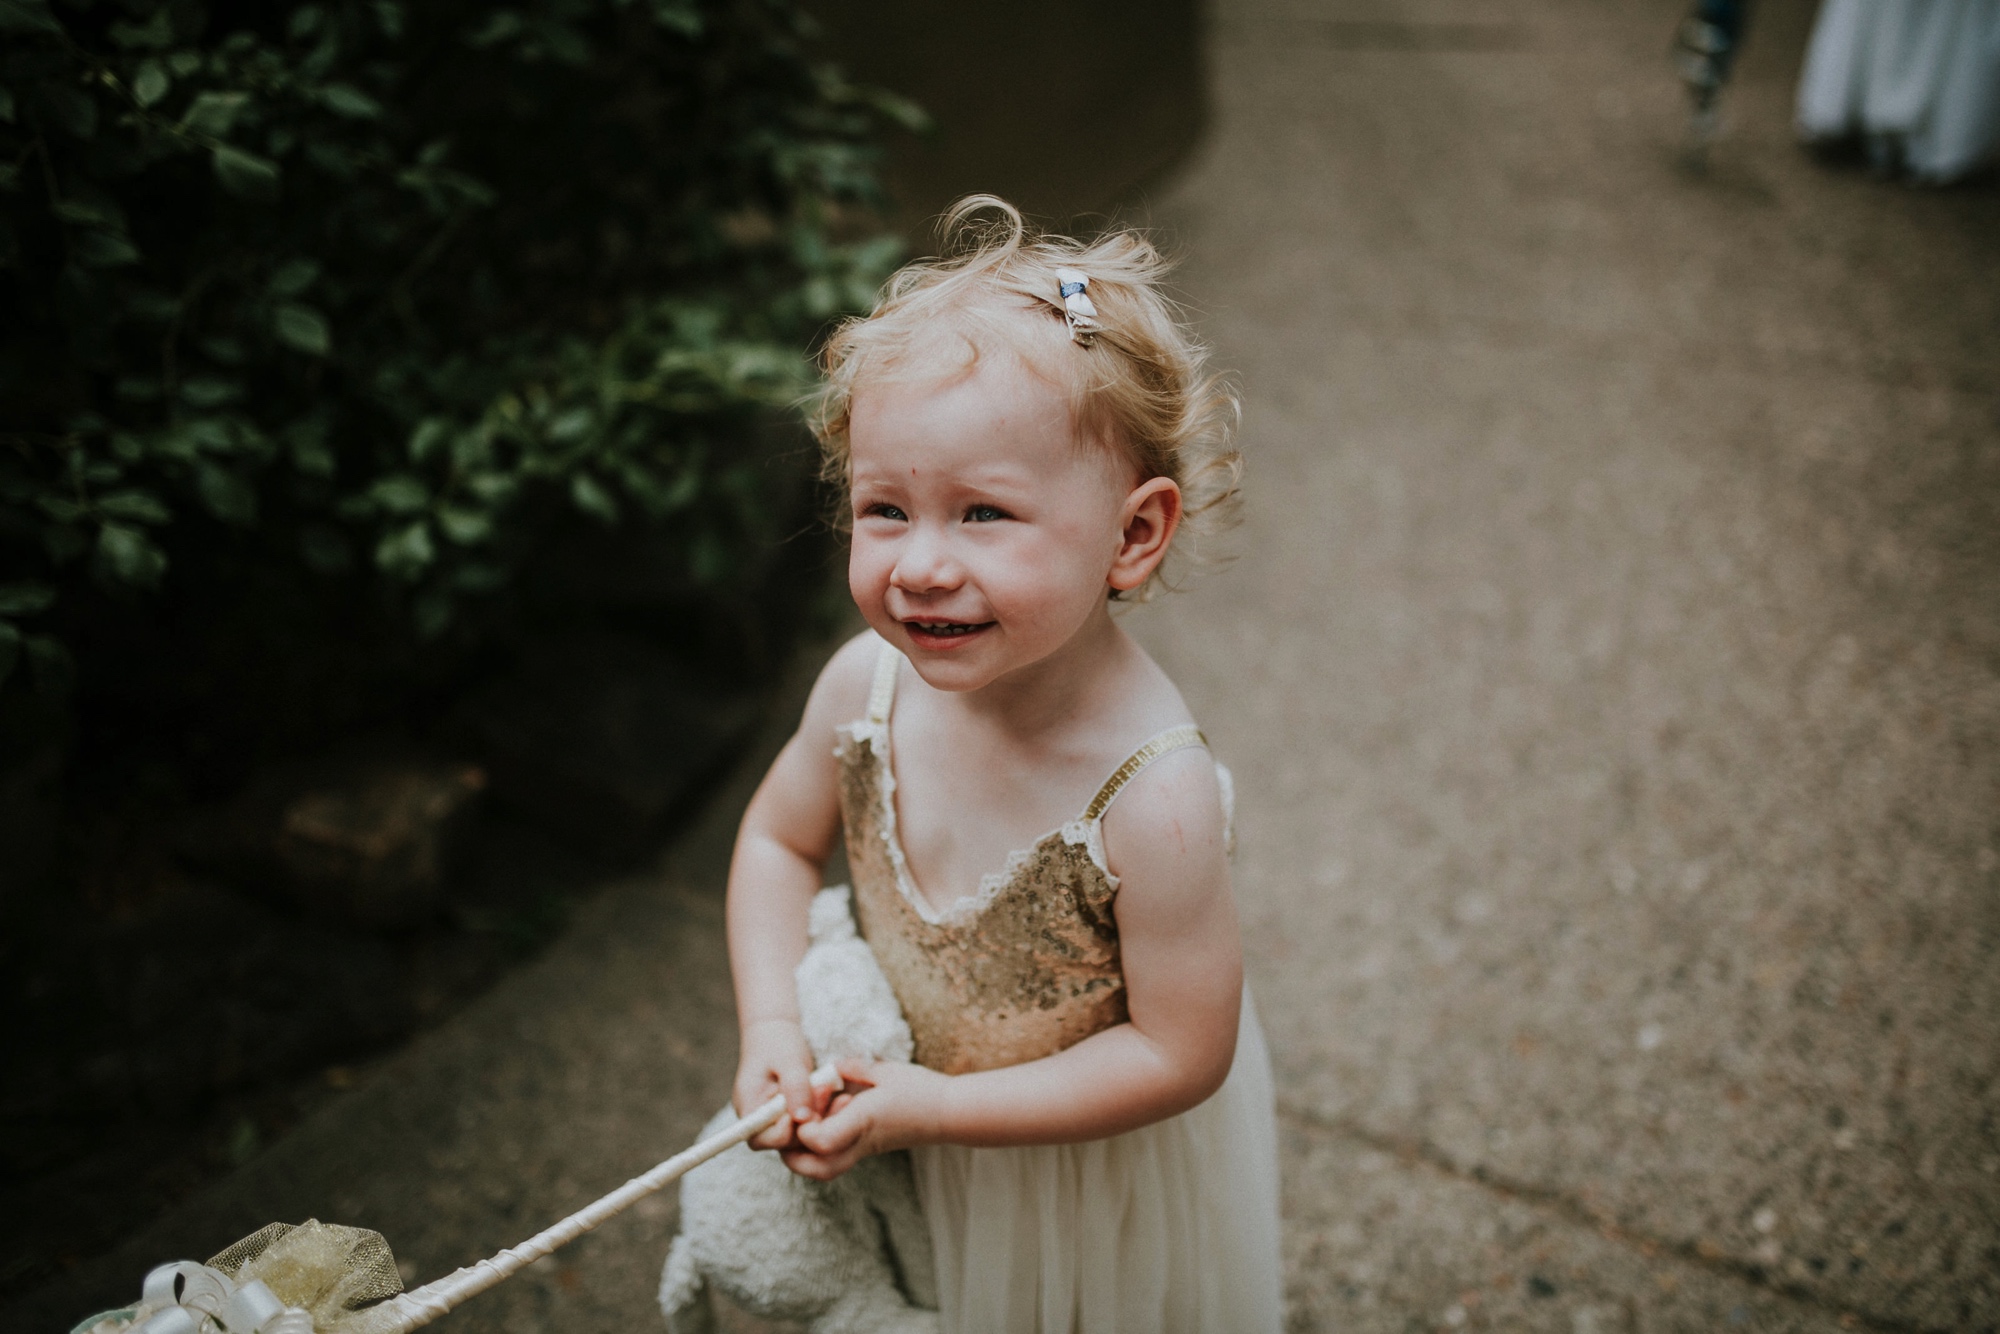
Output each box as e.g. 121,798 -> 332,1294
910,993 -> 1283,1334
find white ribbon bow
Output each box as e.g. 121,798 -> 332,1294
129,1263 -> 312,1334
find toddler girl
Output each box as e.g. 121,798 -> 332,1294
725,196 -> 1282,1332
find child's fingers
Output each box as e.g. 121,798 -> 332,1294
794,1100 -> 866,1157
779,1059 -> 817,1123
780,1144 -> 860,1181
833,1056 -> 881,1090
746,1115 -> 796,1151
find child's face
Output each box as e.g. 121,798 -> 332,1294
847,349 -> 1140,692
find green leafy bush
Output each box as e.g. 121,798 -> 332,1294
0,0 -> 915,689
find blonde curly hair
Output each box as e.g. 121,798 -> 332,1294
807,195 -> 1241,599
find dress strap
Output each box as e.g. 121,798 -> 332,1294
866,638 -> 901,726
1083,725 -> 1208,823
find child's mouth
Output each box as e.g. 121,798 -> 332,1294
903,619 -> 994,648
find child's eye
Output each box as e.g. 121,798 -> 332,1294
964,504 -> 1009,523
862,502 -> 908,522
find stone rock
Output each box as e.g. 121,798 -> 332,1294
180,755 -> 486,931
272,764 -> 486,929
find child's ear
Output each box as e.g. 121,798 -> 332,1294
1108,476 -> 1183,594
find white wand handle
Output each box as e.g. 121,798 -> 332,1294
341,1065 -> 843,1334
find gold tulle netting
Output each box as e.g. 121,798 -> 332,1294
207,1222 -> 404,1321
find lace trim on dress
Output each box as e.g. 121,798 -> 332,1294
833,641 -> 1210,928
834,717 -> 935,926
835,718 -> 1117,927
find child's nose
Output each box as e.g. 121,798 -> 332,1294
892,524 -> 964,593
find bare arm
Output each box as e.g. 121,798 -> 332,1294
726,632 -> 876,1147
789,747 -> 1243,1173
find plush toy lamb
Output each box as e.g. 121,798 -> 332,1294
658,886 -> 938,1334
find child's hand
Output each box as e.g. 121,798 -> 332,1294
734,1017 -> 821,1151
783,1058 -> 949,1180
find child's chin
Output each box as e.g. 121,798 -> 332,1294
902,642 -> 1009,691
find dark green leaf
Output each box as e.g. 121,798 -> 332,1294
269,258 -> 320,296
660,467 -> 701,512
0,582 -> 56,616
212,145 -> 281,202
181,90 -> 248,137
97,490 -> 170,524
547,407 -> 593,441
178,416 -> 237,451
464,473 -> 515,503
540,23 -> 592,65
178,376 -> 241,407
407,418 -> 450,464
168,51 -> 201,76
0,0 -> 60,36
97,522 -> 168,587
53,197 -> 124,229
109,8 -> 173,48
374,1 -> 403,38
569,473 -> 618,523
73,230 -> 139,267
467,11 -> 522,46
195,463 -> 257,524
317,83 -> 382,119
647,0 -> 701,37
374,520 -> 434,577
273,303 -> 331,355
0,85 -> 17,124
133,61 -> 170,107
198,335 -> 246,365
288,5 -> 323,40
861,87 -> 930,133
0,622 -> 17,688
436,505 -> 492,544
288,424 -> 335,477
369,474 -> 429,514
449,430 -> 492,471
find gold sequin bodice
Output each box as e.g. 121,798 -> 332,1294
835,641 -> 1217,1075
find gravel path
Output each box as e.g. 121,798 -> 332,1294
12,1 -> 1996,1331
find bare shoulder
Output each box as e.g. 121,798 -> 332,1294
795,628 -> 885,739
1096,741 -> 1231,898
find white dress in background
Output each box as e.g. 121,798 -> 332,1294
836,641 -> 1284,1333
1796,0 -> 2000,181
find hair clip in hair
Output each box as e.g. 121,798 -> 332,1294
1055,267 -> 1099,345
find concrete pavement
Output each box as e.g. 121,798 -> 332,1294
1131,0 -> 1998,1328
